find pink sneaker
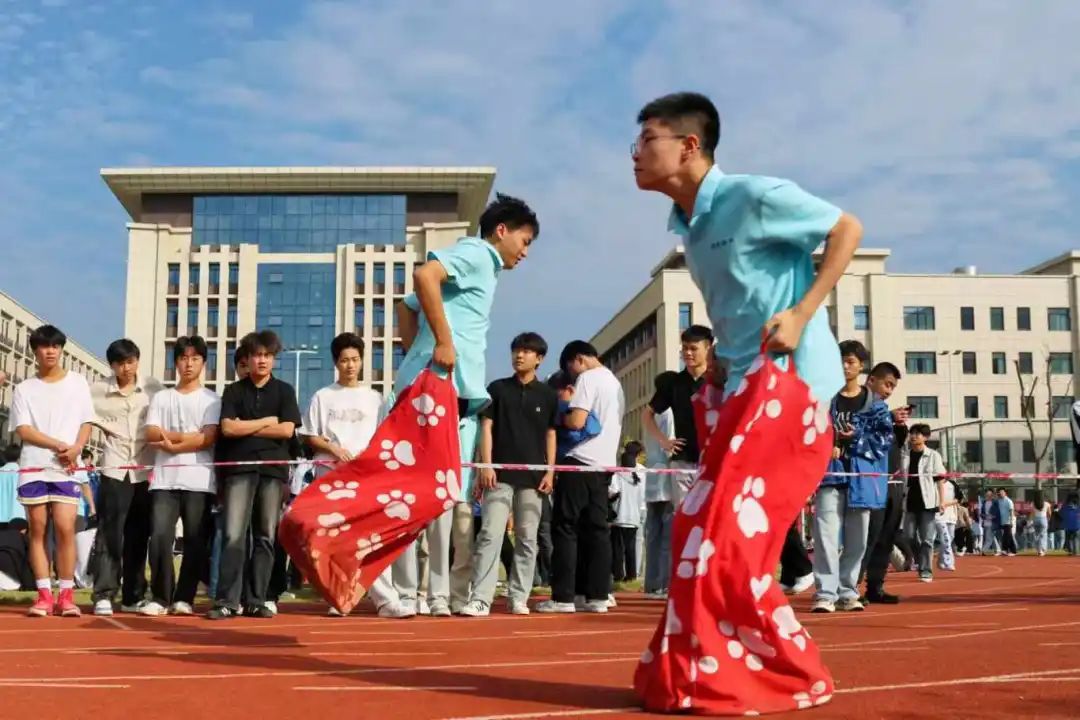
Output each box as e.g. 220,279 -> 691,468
27,589 -> 54,617
55,588 -> 81,617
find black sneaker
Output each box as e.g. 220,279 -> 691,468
245,605 -> 274,619
206,606 -> 236,620
866,588 -> 900,605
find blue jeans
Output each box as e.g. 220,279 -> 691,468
644,501 -> 673,594
982,525 -> 1001,554
1032,515 -> 1049,554
811,486 -> 870,603
905,510 -> 937,578
208,507 -> 224,599
934,519 -> 956,569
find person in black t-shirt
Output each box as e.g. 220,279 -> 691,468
901,424 -> 947,583
208,331 -> 301,620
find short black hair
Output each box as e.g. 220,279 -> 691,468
174,335 -> 208,361
910,423 -> 932,437
681,324 -> 713,345
869,362 -> 902,381
838,339 -> 870,366
29,325 -> 66,350
248,330 -> 283,356
559,340 -> 599,373
235,334 -> 257,365
106,339 -> 141,365
2,444 -> 20,464
331,332 -> 365,362
511,332 -> 548,357
478,193 -> 539,240
637,92 -> 721,160
80,448 -> 94,460
547,370 -> 574,391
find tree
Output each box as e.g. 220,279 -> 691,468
1015,353 -> 1074,488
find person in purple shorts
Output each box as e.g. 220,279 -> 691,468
10,325 -> 95,617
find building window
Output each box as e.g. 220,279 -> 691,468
679,303 -> 692,331
908,396 -> 939,418
226,342 -> 237,379
207,300 -> 219,337
1021,396 -> 1035,418
903,306 -> 935,330
964,396 -> 979,419
905,352 -> 937,375
373,300 -> 386,336
1054,440 -> 1074,470
228,263 -> 239,294
355,264 -> 366,294
1017,306 -> 1031,331
168,264 -> 180,295
991,352 -> 1006,375
995,440 -> 1011,464
1053,395 -> 1072,419
393,263 -> 406,295
853,305 -> 869,331
994,396 -> 1009,419
227,302 -> 238,336
374,264 -> 386,294
269,272 -> 284,284
206,344 -> 218,381
268,316 -> 283,326
354,302 -> 366,334
989,307 -> 1004,331
1049,352 -> 1074,375
166,300 -> 179,338
189,264 -> 200,295
164,343 -> 176,382
963,441 -> 982,464
209,265 -> 221,294
1018,352 -> 1034,375
187,301 -> 198,335
960,306 -> 974,331
1048,307 -> 1072,331
392,342 -> 405,370
372,345 -> 385,381
961,352 -> 977,374
1022,440 -> 1035,463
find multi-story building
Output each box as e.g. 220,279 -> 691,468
103,166 -> 495,409
0,290 -> 110,439
591,246 -> 1080,490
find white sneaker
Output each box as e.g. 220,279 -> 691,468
377,602 -> 416,619
137,601 -> 168,616
417,598 -> 431,616
643,590 -> 667,600
264,601 -> 278,616
534,599 -> 576,614
93,599 -> 114,617
509,601 -> 530,615
121,600 -> 148,613
582,599 -> 609,614
458,600 -> 491,617
169,601 -> 194,616
606,594 -> 618,608
781,573 -> 815,595
573,595 -> 586,610
810,598 -> 835,614
327,607 -> 346,617
428,599 -> 452,617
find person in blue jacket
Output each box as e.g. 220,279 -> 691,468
811,340 -> 894,613
548,371 -> 602,460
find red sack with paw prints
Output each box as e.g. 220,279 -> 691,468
278,369 -> 462,614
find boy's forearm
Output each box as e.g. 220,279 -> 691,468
222,417 -> 275,438
397,303 -> 419,352
17,426 -> 61,452
642,408 -> 667,445
479,419 -> 494,463
253,422 -> 295,440
414,264 -> 453,347
795,212 -> 862,318
546,429 -> 556,465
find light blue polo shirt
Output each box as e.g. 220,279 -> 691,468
394,236 -> 503,416
668,166 -> 844,402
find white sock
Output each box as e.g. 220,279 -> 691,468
58,579 -> 75,590
35,578 -> 51,591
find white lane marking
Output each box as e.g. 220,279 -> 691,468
437,709 -> 641,720
102,617 -> 133,631
0,682 -> 130,689
295,685 -> 476,692
837,666 -> 1080,694
822,646 -> 931,652
825,620 -> 1080,650
310,652 -> 447,657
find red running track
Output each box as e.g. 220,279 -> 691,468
0,556 -> 1077,719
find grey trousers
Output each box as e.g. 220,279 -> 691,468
469,482 -> 542,607
393,501 -> 473,606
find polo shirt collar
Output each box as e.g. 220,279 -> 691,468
107,374 -> 147,395
479,237 -> 504,273
668,165 -> 725,236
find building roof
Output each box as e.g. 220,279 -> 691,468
100,166 -> 497,228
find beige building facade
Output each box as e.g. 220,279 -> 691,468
591,247 -> 1080,484
0,290 -> 110,439
103,167 -> 494,408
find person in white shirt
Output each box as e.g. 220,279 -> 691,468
11,325 -> 95,618
609,442 -> 646,584
537,341 -> 625,614
299,332 -> 412,619
642,408 -> 674,598
142,337 -> 221,616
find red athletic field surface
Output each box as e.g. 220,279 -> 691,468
1,556 -> 1077,720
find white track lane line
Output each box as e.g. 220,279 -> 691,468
294,685 -> 477,692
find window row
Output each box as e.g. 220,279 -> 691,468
904,351 -> 1074,376
961,438 -> 1074,467
899,305 -> 1071,332
167,263 -> 239,296
355,263 -> 409,296
165,300 -> 239,339
906,394 -> 1075,420
354,300 -> 400,338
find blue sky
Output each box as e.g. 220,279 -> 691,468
2,0 -> 1080,378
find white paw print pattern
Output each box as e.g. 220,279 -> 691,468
355,533 -> 384,561
680,479 -> 713,517
688,635 -> 720,682
378,439 -> 416,470
318,479 -> 359,501
412,393 -> 447,427
749,574 -> 772,601
801,394 -> 831,446
377,489 -> 416,520
676,526 -> 716,579
793,681 -> 831,710
772,605 -> 811,651
732,476 -> 769,538
316,512 -> 351,538
719,621 -> 777,672
434,469 -> 461,510
659,599 -> 682,654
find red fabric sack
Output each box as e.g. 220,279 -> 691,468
278,369 -> 462,614
634,352 -> 835,715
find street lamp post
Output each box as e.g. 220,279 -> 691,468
287,345 -> 319,399
940,349 -> 962,468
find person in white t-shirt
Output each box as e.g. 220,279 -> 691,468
142,337 -> 222,616
11,325 -> 95,618
299,332 -> 412,619
537,341 -> 625,614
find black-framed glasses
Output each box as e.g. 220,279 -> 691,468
630,134 -> 688,156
